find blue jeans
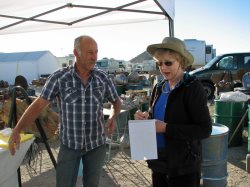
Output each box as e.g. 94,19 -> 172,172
56,144 -> 106,187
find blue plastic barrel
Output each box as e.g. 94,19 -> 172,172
201,123 -> 229,187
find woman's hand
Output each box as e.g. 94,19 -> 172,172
155,120 -> 167,133
134,110 -> 149,120
134,111 -> 166,133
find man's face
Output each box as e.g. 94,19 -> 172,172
75,37 -> 98,72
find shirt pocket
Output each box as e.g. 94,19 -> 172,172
62,86 -> 81,103
92,85 -> 104,104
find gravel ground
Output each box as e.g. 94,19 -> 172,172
19,141 -> 250,187
18,103 -> 250,187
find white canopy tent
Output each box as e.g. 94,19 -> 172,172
0,0 -> 175,36
0,2 -> 176,185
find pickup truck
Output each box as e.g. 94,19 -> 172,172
189,52 -> 250,99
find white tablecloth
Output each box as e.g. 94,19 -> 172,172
0,138 -> 34,187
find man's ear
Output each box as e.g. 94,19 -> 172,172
73,48 -> 79,58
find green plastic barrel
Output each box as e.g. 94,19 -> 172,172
248,105 -> 250,152
129,107 -> 138,120
126,84 -> 143,90
115,85 -> 126,96
214,100 -> 245,147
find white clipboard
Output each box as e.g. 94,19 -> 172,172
128,119 -> 158,160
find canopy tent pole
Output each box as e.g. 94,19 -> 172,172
169,19 -> 174,37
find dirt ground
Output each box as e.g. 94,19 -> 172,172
19,104 -> 250,187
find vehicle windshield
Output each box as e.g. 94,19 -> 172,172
204,56 -> 221,68
96,60 -> 108,67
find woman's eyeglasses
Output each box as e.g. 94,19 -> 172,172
157,60 -> 175,67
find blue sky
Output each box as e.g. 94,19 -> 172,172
174,0 -> 250,56
0,0 -> 249,61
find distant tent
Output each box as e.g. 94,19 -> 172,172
0,51 -> 59,84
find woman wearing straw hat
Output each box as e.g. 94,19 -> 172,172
134,37 -> 212,187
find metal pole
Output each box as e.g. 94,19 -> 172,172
169,19 -> 174,37
228,109 -> 248,146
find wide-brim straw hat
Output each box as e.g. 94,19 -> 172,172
147,37 -> 194,66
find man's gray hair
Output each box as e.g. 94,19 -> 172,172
74,35 -> 91,54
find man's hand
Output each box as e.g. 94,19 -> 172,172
8,129 -> 21,155
105,118 -> 116,136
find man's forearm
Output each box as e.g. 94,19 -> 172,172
110,97 -> 121,119
14,97 -> 49,133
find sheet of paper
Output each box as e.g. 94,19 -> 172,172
128,119 -> 157,160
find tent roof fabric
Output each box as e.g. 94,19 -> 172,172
0,51 -> 50,62
0,0 -> 174,35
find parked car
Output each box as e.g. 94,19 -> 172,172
189,52 -> 250,99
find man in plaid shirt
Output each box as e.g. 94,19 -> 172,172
9,35 -> 121,187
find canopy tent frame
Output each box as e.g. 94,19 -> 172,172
0,0 -> 174,36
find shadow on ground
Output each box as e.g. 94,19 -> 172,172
227,142 -> 248,170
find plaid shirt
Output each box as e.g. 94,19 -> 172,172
40,64 -> 118,150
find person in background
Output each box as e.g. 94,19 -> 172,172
134,37 -> 212,187
8,35 -> 121,187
